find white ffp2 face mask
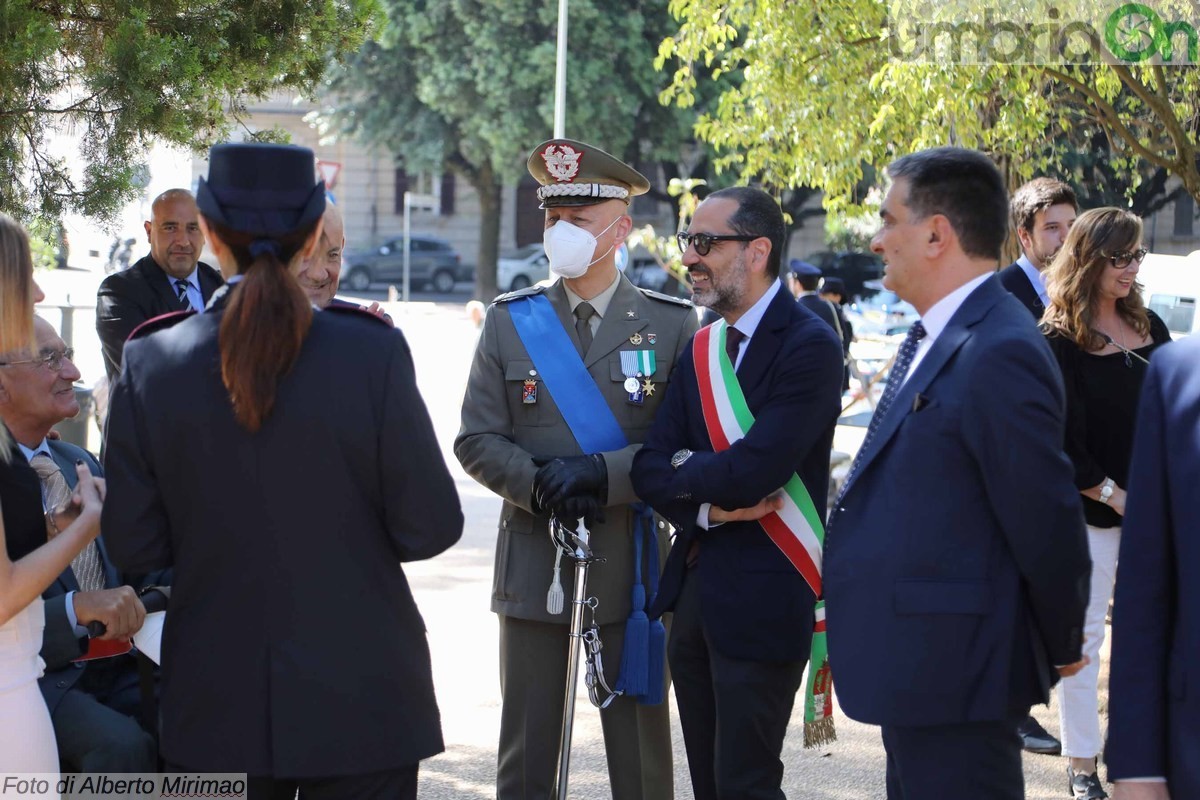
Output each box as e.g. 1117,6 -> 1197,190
543,214 -> 622,279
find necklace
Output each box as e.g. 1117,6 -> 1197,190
1098,323 -> 1149,368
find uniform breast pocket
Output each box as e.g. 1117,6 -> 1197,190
506,360 -> 558,427
608,357 -> 670,428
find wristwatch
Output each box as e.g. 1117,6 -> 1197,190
1098,478 -> 1115,505
671,449 -> 694,470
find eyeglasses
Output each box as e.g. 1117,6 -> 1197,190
1105,247 -> 1148,269
0,348 -> 75,373
676,231 -> 759,256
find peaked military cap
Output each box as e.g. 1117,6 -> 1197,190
789,260 -> 822,278
527,138 -> 650,209
197,143 -> 326,237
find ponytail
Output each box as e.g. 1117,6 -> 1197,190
205,219 -> 316,432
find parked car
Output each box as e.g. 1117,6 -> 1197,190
848,280 -> 919,336
341,235 -> 471,293
808,250 -> 884,300
497,244 -> 550,291
626,258 -> 692,300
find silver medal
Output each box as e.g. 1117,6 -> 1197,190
624,376 -> 641,393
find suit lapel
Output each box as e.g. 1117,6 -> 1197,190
198,262 -> 224,303
140,257 -> 188,312
845,277 -> 1005,492
735,288 -> 790,395
585,275 -> 648,367
48,443 -> 77,490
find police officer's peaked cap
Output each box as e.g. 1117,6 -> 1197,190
197,143 -> 326,237
527,138 -> 650,209
789,260 -> 822,278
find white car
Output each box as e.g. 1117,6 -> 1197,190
498,244 -> 549,292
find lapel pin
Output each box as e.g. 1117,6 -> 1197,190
629,332 -> 643,345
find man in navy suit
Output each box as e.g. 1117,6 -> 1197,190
824,148 -> 1091,799
1106,335 -> 1200,800
631,187 -> 844,799
96,189 -> 224,380
998,178 -> 1077,322
0,316 -> 161,770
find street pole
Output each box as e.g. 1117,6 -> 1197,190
402,191 -> 438,303
554,0 -> 568,138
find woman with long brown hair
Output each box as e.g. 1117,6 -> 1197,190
101,143 -> 463,799
1042,207 -> 1172,799
0,213 -> 104,773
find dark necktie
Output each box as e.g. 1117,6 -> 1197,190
29,453 -> 105,592
725,326 -> 745,369
836,320 -> 927,503
174,279 -> 193,311
574,302 -> 595,355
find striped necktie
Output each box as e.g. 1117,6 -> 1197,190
174,279 -> 194,311
29,453 -> 105,592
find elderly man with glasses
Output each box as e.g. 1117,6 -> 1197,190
0,315 -> 166,771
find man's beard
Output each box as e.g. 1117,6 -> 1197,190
690,251 -> 748,315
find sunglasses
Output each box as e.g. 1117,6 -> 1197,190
1105,247 -> 1148,269
676,232 -> 759,257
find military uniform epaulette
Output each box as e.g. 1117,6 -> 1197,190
636,286 -> 694,308
493,284 -> 549,305
127,310 -> 195,341
324,302 -> 393,327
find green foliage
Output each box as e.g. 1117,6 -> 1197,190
0,0 -> 378,226
318,0 -> 709,299
660,0 -> 1200,208
824,189 -> 882,252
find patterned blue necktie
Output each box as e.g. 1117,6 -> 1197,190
174,279 -> 193,311
836,320 -> 927,504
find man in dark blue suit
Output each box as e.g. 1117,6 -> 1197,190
0,316 -> 161,770
632,187 -> 844,799
1106,335 -> 1200,800
997,177 -> 1077,322
824,148 -> 1091,800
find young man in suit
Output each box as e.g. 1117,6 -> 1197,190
0,316 -> 162,770
631,187 -> 844,800
456,139 -> 697,800
1106,335 -> 1200,800
824,148 -> 1091,800
998,178 -> 1077,321
96,189 -> 224,380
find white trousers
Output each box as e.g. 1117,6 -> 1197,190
1058,523 -> 1121,759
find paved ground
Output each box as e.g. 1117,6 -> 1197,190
37,268 -> 1107,800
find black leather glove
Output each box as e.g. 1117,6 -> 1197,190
531,454 -> 608,518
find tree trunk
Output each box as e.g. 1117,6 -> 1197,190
474,163 -> 502,302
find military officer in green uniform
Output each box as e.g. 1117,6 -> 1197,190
455,139 -> 698,800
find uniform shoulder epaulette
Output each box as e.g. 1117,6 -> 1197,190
127,310 -> 195,342
636,286 -> 694,308
324,301 -> 393,327
493,284 -> 549,304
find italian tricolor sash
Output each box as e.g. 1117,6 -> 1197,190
693,320 -> 836,747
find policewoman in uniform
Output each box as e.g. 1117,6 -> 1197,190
455,139 -> 698,800
102,143 -> 463,799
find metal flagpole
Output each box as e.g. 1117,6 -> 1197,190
554,0 -> 568,138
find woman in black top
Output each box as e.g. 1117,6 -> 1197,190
0,212 -> 104,773
1042,207 -> 1172,799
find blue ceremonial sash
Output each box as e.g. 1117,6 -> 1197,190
508,292 -> 663,705
508,294 -> 627,452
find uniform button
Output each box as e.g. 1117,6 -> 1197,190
503,519 -> 509,528
529,369 -> 536,376
56,680 -> 68,688
658,521 -> 665,529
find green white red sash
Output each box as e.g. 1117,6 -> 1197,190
692,319 -> 836,746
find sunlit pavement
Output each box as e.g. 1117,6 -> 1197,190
40,266 -> 1104,799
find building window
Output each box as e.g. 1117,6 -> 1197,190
1173,193 -> 1194,237
394,166 -> 454,216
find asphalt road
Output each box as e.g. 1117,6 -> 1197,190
34,267 -> 1106,800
